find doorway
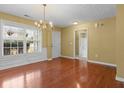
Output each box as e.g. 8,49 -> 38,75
52,31 -> 61,58
74,30 -> 88,60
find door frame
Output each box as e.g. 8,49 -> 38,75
74,28 -> 88,59
52,31 -> 61,59
79,31 -> 88,59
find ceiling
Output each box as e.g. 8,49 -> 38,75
0,4 -> 116,27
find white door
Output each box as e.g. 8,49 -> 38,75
79,32 -> 88,59
52,31 -> 61,58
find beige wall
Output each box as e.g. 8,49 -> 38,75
116,5 -> 124,78
1,5 -> 124,78
61,17 -> 116,64
0,12 -> 61,59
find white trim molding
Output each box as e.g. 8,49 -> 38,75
61,56 -> 74,59
48,58 -> 53,61
88,60 -> 117,67
116,76 -> 124,82
75,57 -> 80,59
73,28 -> 89,59
60,57 -> 117,67
0,48 -> 47,70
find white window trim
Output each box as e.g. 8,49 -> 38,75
0,19 -> 42,57
0,20 -> 3,57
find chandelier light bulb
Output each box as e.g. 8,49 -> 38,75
49,21 -> 53,27
40,20 -> 43,24
37,24 -> 40,27
34,21 -> 38,26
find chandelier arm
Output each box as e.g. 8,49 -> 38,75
43,4 -> 46,21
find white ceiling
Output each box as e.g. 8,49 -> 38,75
0,4 -> 116,27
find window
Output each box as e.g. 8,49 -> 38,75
26,29 -> 38,53
4,40 -> 24,55
2,22 -> 41,56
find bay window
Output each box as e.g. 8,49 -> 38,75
1,20 -> 42,56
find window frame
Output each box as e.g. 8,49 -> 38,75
0,20 -> 42,57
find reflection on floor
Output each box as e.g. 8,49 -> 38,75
0,57 -> 124,88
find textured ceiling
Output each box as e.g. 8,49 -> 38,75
0,4 -> 116,27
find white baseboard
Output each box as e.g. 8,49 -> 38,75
75,57 -> 79,59
48,58 -> 53,61
88,60 -> 117,67
60,57 -> 117,67
61,56 -> 74,59
116,76 -> 124,82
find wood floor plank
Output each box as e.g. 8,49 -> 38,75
0,57 -> 124,88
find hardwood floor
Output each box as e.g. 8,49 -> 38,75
0,57 -> 124,88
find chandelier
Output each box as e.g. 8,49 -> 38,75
34,4 -> 53,30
